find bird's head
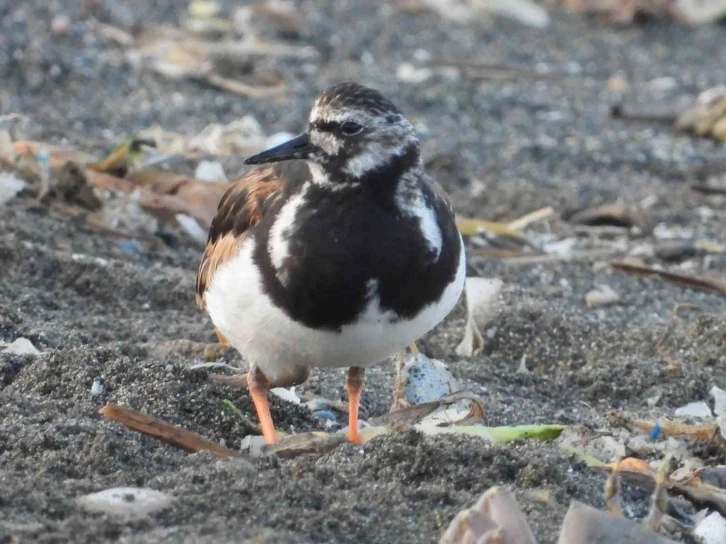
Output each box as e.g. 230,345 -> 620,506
245,82 -> 421,184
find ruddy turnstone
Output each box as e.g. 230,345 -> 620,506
196,82 -> 466,444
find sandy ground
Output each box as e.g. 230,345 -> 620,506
1,1 -> 726,542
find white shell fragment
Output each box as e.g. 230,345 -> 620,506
674,401 -> 713,419
240,434 -> 267,458
0,171 -> 27,205
1,338 -> 40,356
455,277 -> 504,357
694,511 -> 726,544
270,387 -> 301,405
76,487 -> 173,519
175,213 -> 208,245
585,285 -> 620,308
194,160 -> 227,182
711,386 -> 726,417
401,352 -> 459,405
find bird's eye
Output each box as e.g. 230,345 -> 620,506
340,121 -> 363,135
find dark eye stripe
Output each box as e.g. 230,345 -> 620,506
312,120 -> 339,132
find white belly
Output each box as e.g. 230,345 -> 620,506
203,238 -> 466,382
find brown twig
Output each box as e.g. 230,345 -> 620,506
691,183 -> 726,196
610,410 -> 719,440
99,403 -> 241,458
611,261 -> 726,295
610,104 -> 678,124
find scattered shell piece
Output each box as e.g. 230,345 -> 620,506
306,398 -> 332,412
585,285 -> 620,308
587,436 -> 626,463
455,277 -> 503,357
517,355 -> 529,374
711,386 -> 726,417
240,434 -> 267,457
396,62 -> 432,83
0,172 -> 26,205
270,387 -> 301,405
695,511 -> 726,544
400,352 -> 459,404
194,160 -> 227,182
1,338 -> 40,356
543,237 -> 577,256
76,487 -> 173,519
175,213 -> 209,244
674,401 -> 713,419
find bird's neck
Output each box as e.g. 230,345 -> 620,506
307,143 -> 423,194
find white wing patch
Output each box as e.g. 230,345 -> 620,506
269,184 -> 308,278
396,184 -> 443,258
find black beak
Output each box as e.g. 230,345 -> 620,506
244,133 -> 319,165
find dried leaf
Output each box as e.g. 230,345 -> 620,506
87,138 -> 156,177
506,206 -> 555,230
570,203 -> 647,231
676,86 -> 726,141
557,501 -> 677,544
456,217 -> 534,246
99,403 -> 242,458
440,487 -> 536,544
369,391 -> 485,427
264,432 -> 346,458
611,260 -> 726,294
455,278 -> 504,357
558,0 -> 684,25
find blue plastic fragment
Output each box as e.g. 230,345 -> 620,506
119,240 -> 143,255
312,410 -> 337,422
649,422 -> 661,440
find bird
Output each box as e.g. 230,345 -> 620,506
195,82 -> 466,445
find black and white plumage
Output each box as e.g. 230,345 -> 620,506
196,82 -> 466,444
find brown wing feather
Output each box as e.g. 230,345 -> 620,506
430,178 -> 456,217
195,167 -> 283,308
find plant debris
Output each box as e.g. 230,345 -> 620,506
676,86 -> 726,141
455,278 -> 504,357
610,261 -> 726,295
99,403 -> 242,458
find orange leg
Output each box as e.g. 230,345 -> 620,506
346,367 -> 365,444
215,328 -> 230,345
246,367 -> 278,444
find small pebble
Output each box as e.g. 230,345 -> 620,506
76,487 -> 173,519
118,240 -> 143,255
51,15 -> 72,36
91,378 -> 105,397
585,285 -> 620,308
